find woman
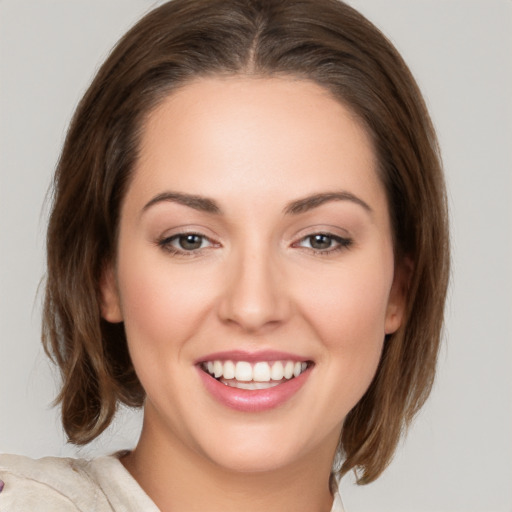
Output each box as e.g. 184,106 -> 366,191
0,0 -> 449,510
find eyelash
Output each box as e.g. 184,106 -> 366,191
293,233 -> 353,255
156,232 -> 353,257
157,232 -> 216,257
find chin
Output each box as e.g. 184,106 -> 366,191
195,423 -> 325,475
207,445 -> 298,474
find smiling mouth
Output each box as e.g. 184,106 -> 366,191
200,360 -> 311,390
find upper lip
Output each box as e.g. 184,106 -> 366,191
195,350 -> 311,364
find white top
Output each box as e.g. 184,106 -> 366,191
0,453 -> 345,511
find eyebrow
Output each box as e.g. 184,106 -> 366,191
142,192 -> 222,215
283,191 -> 372,215
141,190 -> 372,217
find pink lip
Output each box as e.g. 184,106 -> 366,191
196,364 -> 312,412
195,350 -> 309,364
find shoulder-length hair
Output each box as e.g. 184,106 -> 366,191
43,0 -> 449,485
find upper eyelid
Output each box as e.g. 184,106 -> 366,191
298,233 -> 348,242
287,224 -> 352,242
157,225 -> 219,241
161,230 -> 209,240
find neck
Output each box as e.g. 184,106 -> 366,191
121,409 -> 337,512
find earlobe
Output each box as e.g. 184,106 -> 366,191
99,264 -> 123,323
384,257 -> 413,335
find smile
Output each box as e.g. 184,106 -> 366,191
197,353 -> 313,411
201,360 -> 309,390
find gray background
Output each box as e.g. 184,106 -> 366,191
1,1 -> 511,510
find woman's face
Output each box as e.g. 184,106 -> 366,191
101,76 -> 406,473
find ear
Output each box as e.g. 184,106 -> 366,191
99,264 -> 123,323
384,257 -> 413,335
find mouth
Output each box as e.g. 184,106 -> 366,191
199,359 -> 312,390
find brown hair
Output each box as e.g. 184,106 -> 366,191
43,0 -> 449,484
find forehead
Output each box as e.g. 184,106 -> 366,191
130,76 -> 385,215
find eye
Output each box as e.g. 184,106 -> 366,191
175,233 -> 207,250
295,233 -> 352,253
158,232 -> 214,254
305,234 -> 335,250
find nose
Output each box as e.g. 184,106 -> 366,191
217,246 -> 291,333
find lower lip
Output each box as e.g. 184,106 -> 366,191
197,366 -> 311,412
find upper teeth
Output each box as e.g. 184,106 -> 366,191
202,360 -> 308,382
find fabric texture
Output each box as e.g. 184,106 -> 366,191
0,453 -> 345,511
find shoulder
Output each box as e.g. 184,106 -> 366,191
0,452 -> 159,512
0,453 -> 112,511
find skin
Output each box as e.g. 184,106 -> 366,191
101,76 -> 407,512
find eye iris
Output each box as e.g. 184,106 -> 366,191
179,234 -> 203,250
310,234 -> 332,250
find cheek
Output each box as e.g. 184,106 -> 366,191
115,252 -> 216,366
302,257 -> 393,341
298,253 -> 394,397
